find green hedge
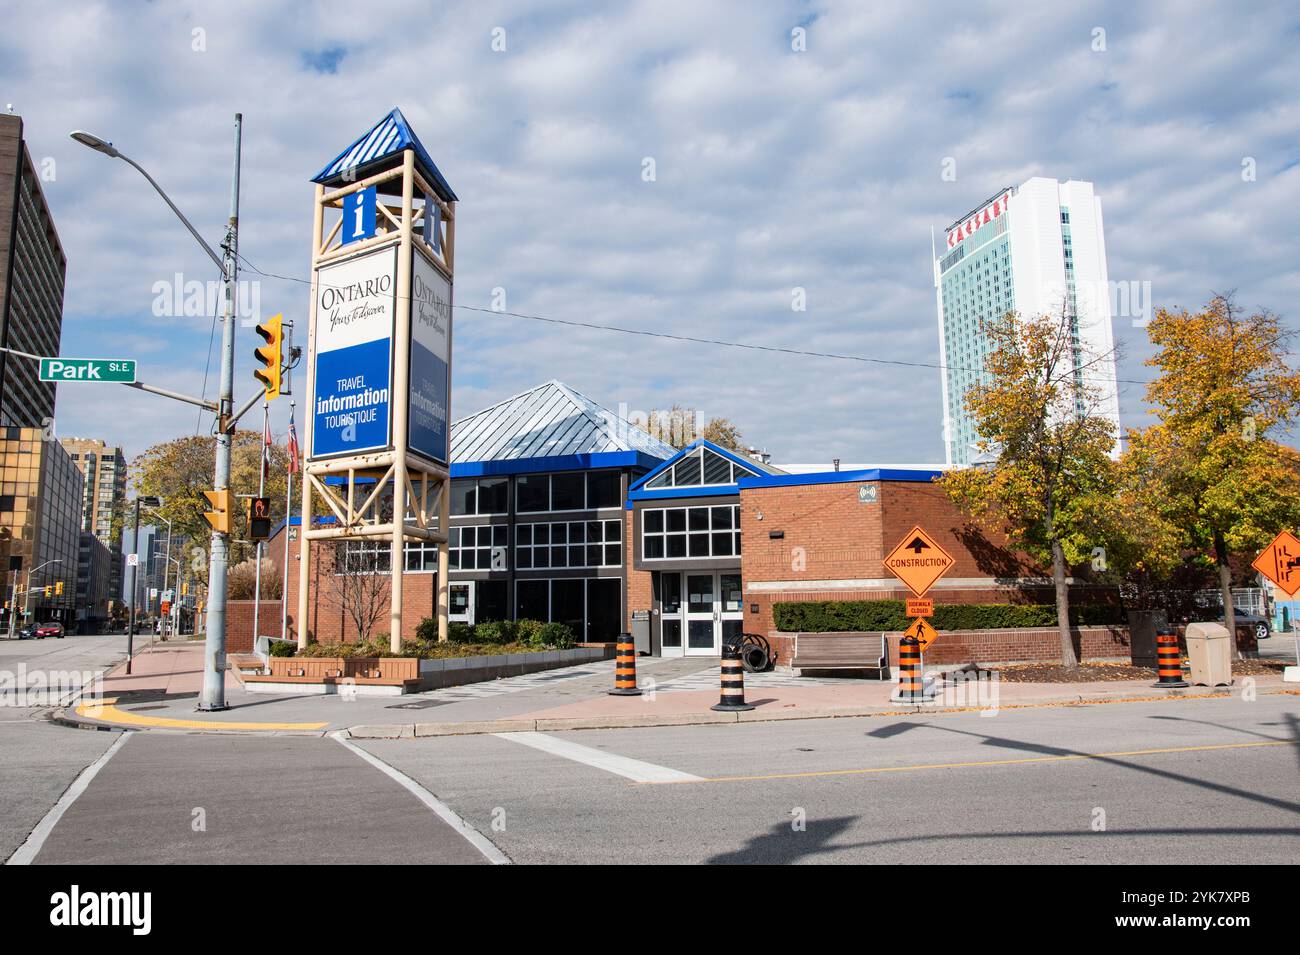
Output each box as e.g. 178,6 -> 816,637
773,600 -> 1123,633
414,617 -> 577,649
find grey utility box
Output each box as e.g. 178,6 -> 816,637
1126,610 -> 1168,668
631,610 -> 652,655
1185,622 -> 1233,686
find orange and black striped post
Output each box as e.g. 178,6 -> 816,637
1151,629 -> 1188,688
609,632 -> 642,696
711,636 -> 755,712
891,635 -> 926,702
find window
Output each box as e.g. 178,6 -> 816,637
644,447 -> 756,489
451,477 -> 508,515
516,471 -> 622,512
448,524 -> 508,570
517,474 -> 550,512
550,472 -> 585,510
516,519 -> 621,569
641,505 -> 741,560
340,540 -> 391,574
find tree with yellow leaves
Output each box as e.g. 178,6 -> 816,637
940,306 -> 1119,667
1127,294 -> 1300,655
131,430 -> 293,570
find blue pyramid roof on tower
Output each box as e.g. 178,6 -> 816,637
311,107 -> 457,201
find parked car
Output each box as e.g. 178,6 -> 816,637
1195,605 -> 1270,641
36,621 -> 65,639
15,624 -> 37,640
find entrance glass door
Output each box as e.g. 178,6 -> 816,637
685,573 -> 717,655
659,571 -> 743,656
448,581 -> 474,626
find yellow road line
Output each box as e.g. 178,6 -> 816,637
74,698 -> 327,732
659,739 -> 1300,785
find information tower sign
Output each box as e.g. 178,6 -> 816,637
296,108 -> 458,653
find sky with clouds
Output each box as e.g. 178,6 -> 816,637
2,0 -> 1297,468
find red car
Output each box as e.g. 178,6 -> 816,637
35,621 -> 64,639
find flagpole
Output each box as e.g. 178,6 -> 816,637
282,399 -> 295,643
252,398 -> 268,648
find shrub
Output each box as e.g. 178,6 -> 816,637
268,640 -> 296,657
773,600 -> 1124,633
535,622 -> 576,650
473,619 -> 517,644
514,618 -> 546,647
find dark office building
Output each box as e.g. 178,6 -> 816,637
0,113 -> 66,427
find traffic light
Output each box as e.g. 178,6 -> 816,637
203,488 -> 232,534
55,581 -> 64,596
248,496 -> 272,541
43,586 -> 51,598
253,313 -> 284,399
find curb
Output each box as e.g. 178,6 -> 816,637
343,685 -> 1300,739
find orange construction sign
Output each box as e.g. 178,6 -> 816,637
904,617 -> 940,652
906,597 -> 934,617
884,525 -> 955,597
1251,531 -> 1300,597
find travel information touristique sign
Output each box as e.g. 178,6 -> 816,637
310,247 -> 397,458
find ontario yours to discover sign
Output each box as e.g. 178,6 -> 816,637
311,248 -> 397,457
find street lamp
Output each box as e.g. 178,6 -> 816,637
125,494 -> 160,673
72,117 -> 242,710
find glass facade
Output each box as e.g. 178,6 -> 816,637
938,213 -> 1015,465
0,427 -> 82,626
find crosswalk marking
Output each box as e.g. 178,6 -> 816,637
494,731 -> 704,783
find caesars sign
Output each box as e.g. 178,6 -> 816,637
310,244 -> 451,464
945,189 -> 1012,249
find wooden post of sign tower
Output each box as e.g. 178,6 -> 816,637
294,110 -> 457,653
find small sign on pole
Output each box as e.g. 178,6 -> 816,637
38,358 -> 136,383
906,597 -> 934,617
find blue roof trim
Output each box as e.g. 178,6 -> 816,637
312,108 -> 458,201
625,484 -> 742,507
451,450 -> 662,478
315,451 -> 660,488
627,439 -> 771,494
737,468 -> 945,489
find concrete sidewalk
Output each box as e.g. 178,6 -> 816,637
56,642 -> 1297,737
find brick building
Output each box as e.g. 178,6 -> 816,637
625,441 -> 1075,662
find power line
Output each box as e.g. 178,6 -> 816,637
234,252 -> 1153,389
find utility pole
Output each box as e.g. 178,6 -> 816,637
200,112 -> 241,712
126,496 -> 142,673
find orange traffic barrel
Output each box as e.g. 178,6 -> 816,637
711,637 -> 755,712
609,632 -> 642,696
891,635 -> 927,702
1151,629 -> 1188,688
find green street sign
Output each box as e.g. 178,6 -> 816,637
38,358 -> 136,383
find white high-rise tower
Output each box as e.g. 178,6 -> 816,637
934,177 -> 1121,467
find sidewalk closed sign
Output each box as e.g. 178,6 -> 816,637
310,247 -> 396,458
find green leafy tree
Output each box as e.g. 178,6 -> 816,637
940,307 -> 1119,666
1129,294 -> 1300,654
132,430 -> 292,569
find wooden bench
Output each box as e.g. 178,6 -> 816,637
791,633 -> 889,678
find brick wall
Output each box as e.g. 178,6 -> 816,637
270,528 -> 440,646
226,599 -> 283,654
739,478 -> 1063,636
625,509 -> 653,631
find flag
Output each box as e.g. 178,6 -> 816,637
261,410 -> 273,482
286,410 -> 300,475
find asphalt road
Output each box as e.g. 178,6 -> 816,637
0,630 -> 155,707
3,693 -> 1296,864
